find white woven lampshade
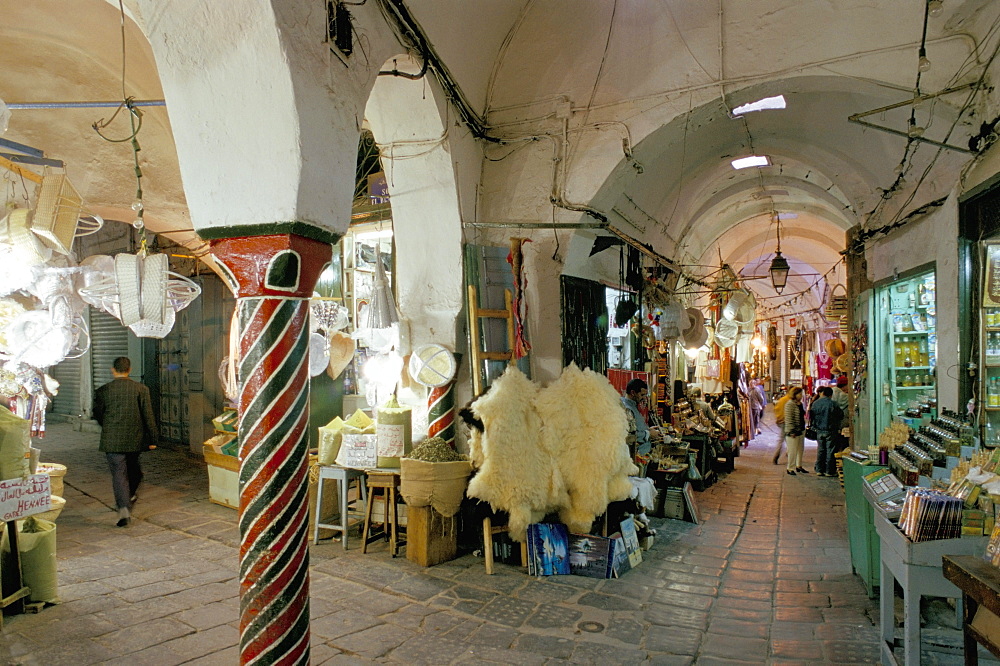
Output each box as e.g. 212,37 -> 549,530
30,171 -> 83,255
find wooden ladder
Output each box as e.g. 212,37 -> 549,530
467,284 -> 516,396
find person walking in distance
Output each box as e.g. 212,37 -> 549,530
772,387 -> 794,465
783,387 -> 806,476
93,357 -> 158,527
809,385 -> 844,477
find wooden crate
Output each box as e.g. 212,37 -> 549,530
406,505 -> 456,567
203,447 -> 238,509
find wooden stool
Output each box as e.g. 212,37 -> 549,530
361,470 -> 405,557
313,465 -> 368,549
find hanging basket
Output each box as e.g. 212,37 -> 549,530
825,284 -> 849,319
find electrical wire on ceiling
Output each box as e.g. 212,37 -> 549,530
757,257 -> 845,316
855,5 -> 1000,249
91,0 -> 149,252
851,30 -> 1000,254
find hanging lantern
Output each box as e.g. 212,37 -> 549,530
769,252 -> 790,293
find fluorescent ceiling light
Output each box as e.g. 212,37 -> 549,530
732,95 -> 786,115
777,212 -> 798,220
731,155 -> 770,169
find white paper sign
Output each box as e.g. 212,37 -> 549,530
336,434 -> 378,468
0,474 -> 52,521
377,424 -> 406,457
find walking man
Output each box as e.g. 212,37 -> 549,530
93,357 -> 158,526
809,386 -> 843,477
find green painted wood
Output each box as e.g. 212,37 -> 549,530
844,457 -> 885,597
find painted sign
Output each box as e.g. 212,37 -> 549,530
336,434 -> 378,468
0,474 -> 51,521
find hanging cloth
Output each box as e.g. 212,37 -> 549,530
507,237 -> 532,359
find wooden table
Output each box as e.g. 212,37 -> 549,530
874,512 -> 987,665
942,555 -> 1000,665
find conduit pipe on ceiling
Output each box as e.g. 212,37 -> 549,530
6,100 -> 165,110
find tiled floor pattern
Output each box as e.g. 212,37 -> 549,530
0,418 -> 947,664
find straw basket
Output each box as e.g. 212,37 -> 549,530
33,495 -> 65,522
37,463 -> 67,497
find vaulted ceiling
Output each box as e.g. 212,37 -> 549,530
2,0 -> 999,319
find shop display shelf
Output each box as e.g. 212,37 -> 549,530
892,330 -> 931,336
985,407 -> 1000,412
896,385 -> 935,390
892,366 -> 932,371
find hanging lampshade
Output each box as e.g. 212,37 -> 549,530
366,248 -> 399,329
769,251 -> 790,293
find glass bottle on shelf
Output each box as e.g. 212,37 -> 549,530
903,337 -> 913,367
918,338 -> 928,366
903,374 -> 913,387
895,336 -> 905,367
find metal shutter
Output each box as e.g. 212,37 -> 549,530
49,355 -> 83,416
90,310 -> 131,387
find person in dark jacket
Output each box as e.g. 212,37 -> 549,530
783,387 -> 806,475
809,386 -> 844,477
93,357 -> 158,526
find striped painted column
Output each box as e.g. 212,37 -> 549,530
426,381 -> 456,446
210,232 -> 333,666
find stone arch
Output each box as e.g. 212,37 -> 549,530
364,54 -> 470,353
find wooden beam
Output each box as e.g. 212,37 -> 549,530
0,155 -> 42,184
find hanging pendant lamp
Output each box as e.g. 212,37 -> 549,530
768,211 -> 791,293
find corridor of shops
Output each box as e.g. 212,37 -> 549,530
0,418 -> 904,665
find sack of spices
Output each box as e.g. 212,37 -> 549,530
400,437 -> 471,517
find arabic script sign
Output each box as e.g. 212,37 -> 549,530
0,474 -> 51,521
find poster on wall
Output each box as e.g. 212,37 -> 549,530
984,243 -> 1000,307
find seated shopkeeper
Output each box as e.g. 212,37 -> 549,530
621,378 -> 652,458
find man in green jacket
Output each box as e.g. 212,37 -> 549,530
93,357 -> 158,527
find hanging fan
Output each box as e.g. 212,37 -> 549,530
309,332 -> 330,377
722,289 -> 751,321
715,318 -> 739,348
408,343 -> 457,387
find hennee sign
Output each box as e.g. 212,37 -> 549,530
0,474 -> 52,521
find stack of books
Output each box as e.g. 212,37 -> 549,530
898,487 -> 963,542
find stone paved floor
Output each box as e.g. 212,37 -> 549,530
0,419 -> 890,664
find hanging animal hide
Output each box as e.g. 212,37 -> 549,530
536,364 -> 637,533
465,368 -> 566,540
465,364 -> 637,541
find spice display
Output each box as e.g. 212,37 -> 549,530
407,437 -> 466,463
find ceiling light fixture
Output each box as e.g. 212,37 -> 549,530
928,0 -> 943,17
918,47 -> 931,72
768,212 -> 790,294
731,155 -> 770,170
732,95 -> 787,116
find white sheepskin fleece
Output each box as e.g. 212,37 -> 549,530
466,364 -> 637,540
537,363 -> 638,533
466,368 -> 567,541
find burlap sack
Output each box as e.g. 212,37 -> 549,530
399,459 -> 472,518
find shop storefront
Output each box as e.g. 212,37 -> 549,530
870,267 -> 938,431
